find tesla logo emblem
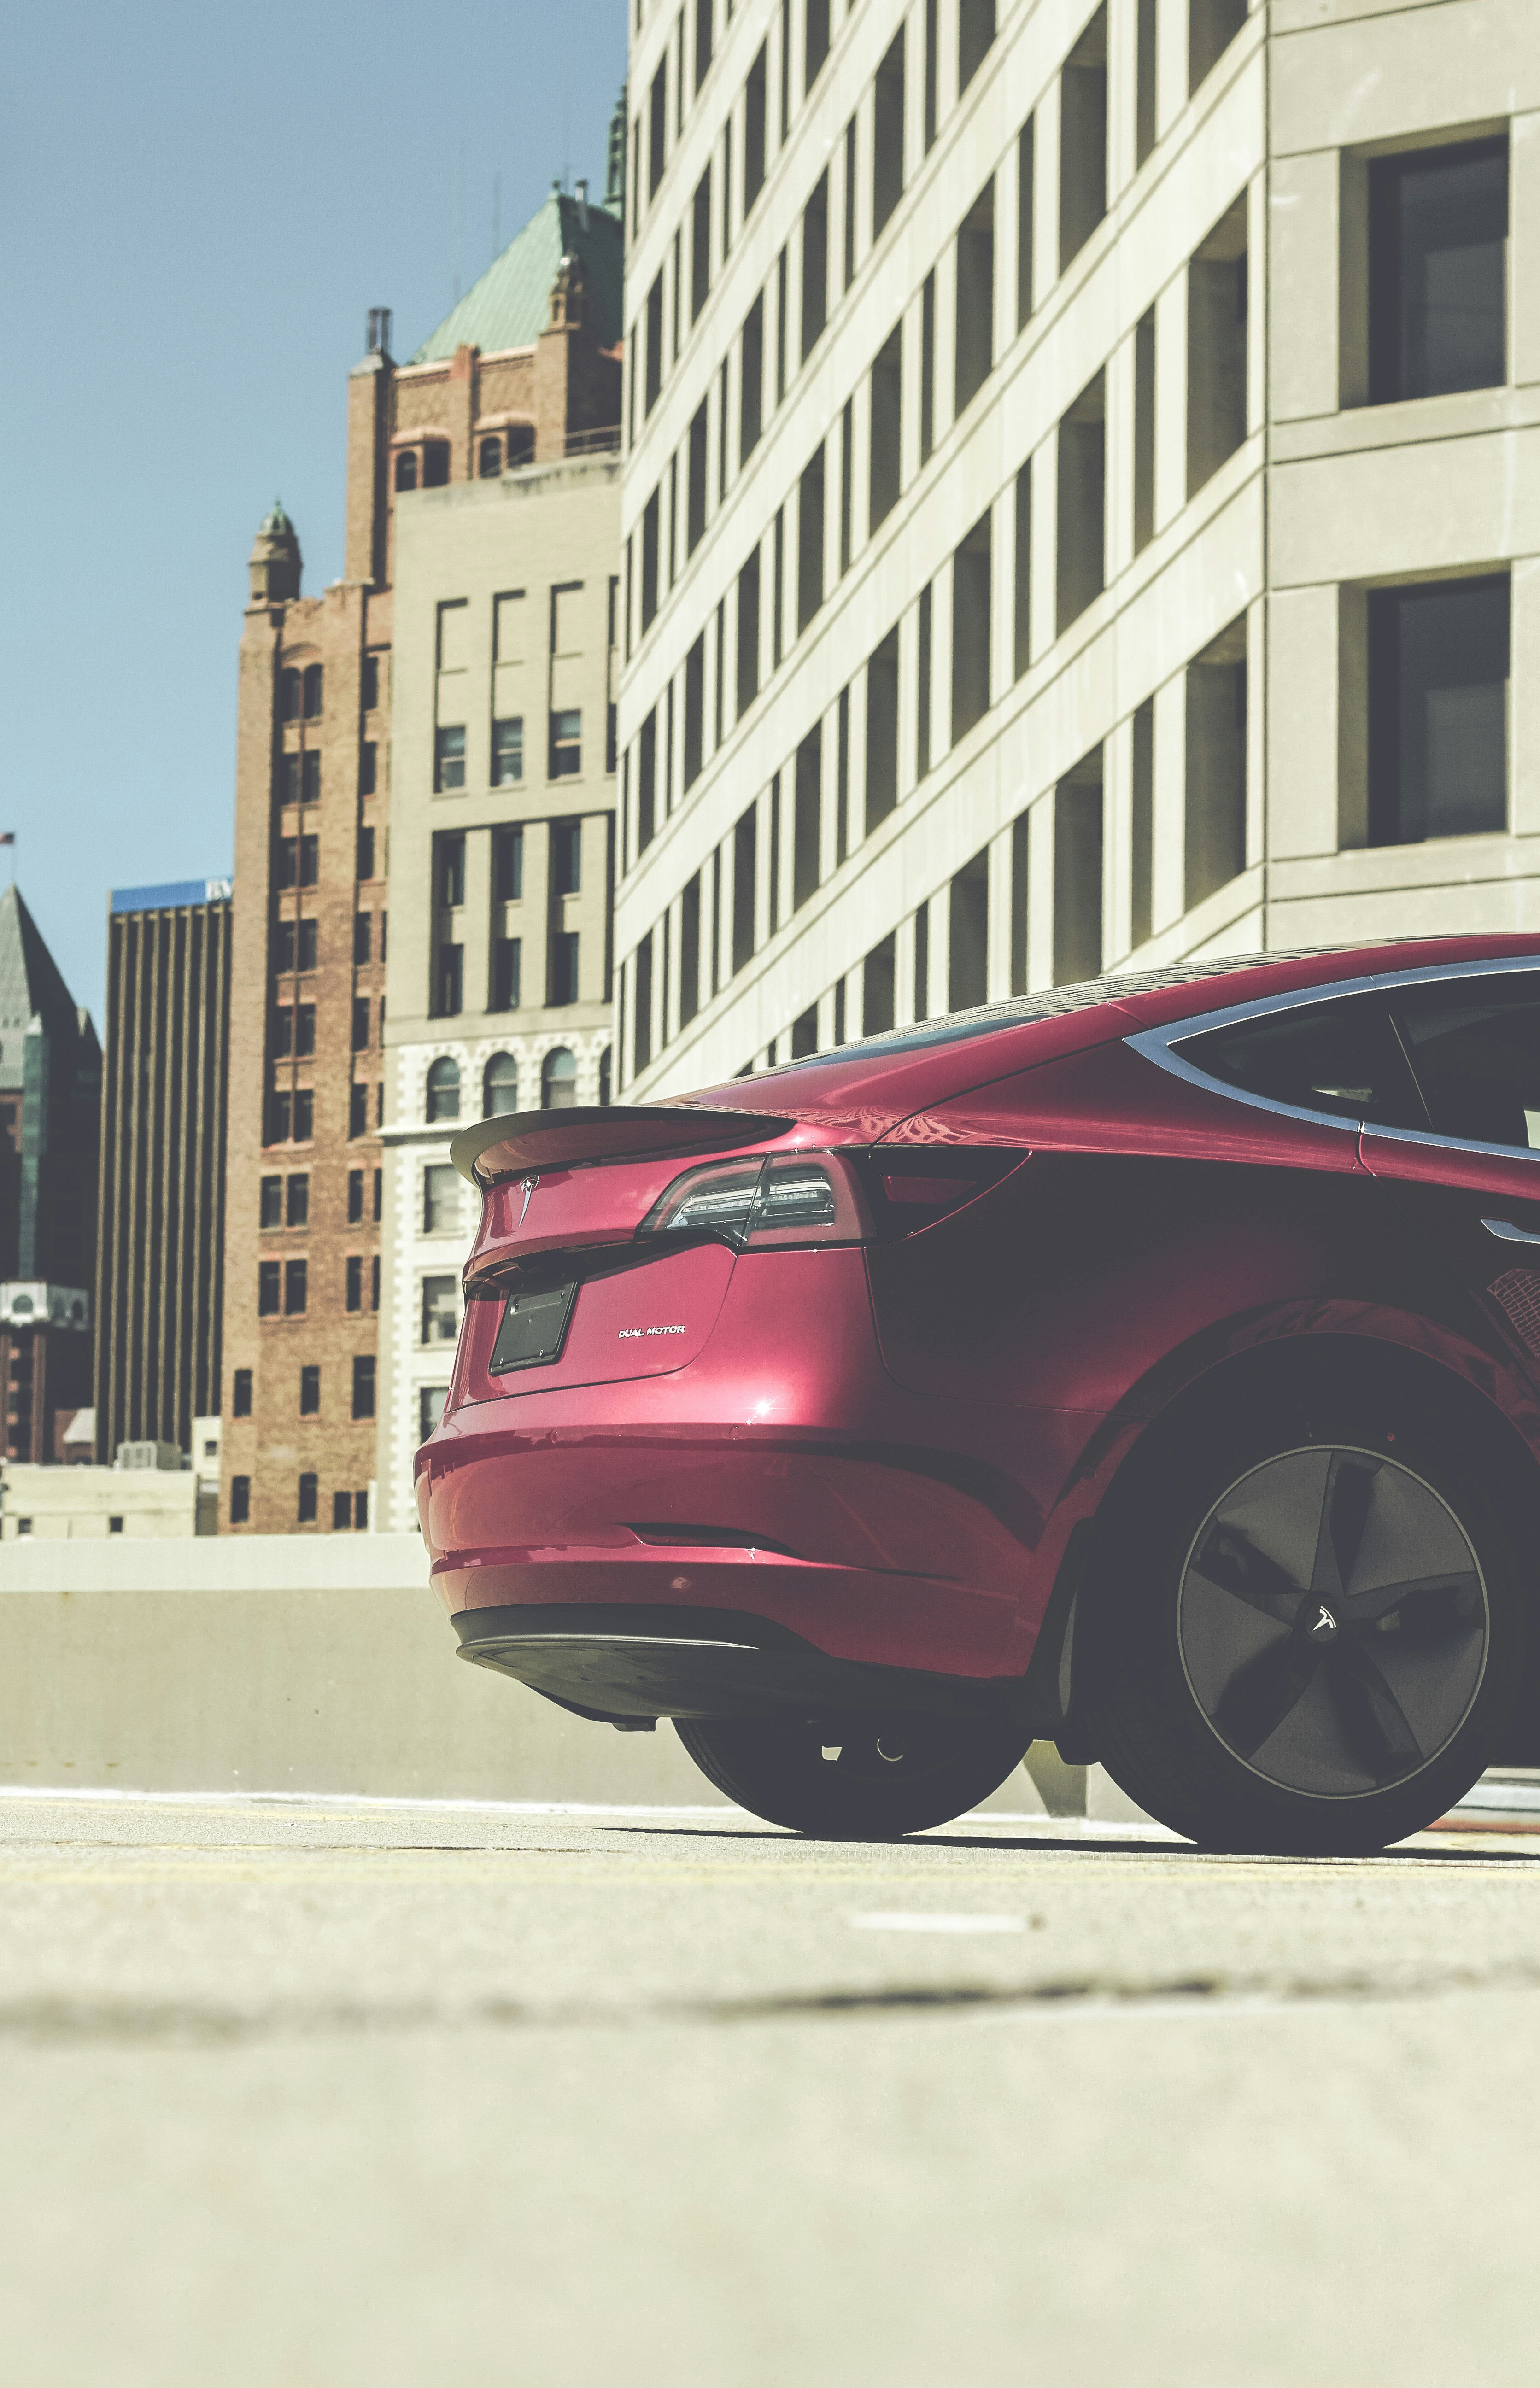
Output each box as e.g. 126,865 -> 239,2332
517,1175 -> 539,1227
1309,1604 -> 1339,1640
618,1324 -> 686,1339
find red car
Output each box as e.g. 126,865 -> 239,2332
419,935 -> 1540,1855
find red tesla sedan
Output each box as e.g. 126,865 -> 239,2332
418,935 -> 1540,1854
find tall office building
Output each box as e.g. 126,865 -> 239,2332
376,178 -> 623,1528
94,879 -> 232,1465
615,0 -> 1538,1096
0,885 -> 100,1462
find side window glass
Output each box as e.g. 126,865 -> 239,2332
1175,995 -> 1426,1129
1394,975 -> 1540,1151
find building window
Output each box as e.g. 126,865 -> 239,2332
258,1261 -> 281,1316
434,945 -> 464,1017
1367,575 -> 1509,847
801,170 -> 828,362
873,27 -> 905,238
492,718 -> 524,784
373,1167 -> 382,1222
395,449 -> 418,492
1185,619 -> 1247,907
354,913 -> 372,966
958,0 -> 994,91
484,1053 -> 518,1115
744,40 -> 767,214
1060,6 -> 1108,271
233,1368 -> 253,1416
599,1046 -> 612,1105
422,1276 -> 459,1344
332,1490 -> 354,1529
300,1364 -> 321,1416
687,402 -> 708,554
551,819 -> 582,895
287,1173 -> 309,1227
492,938 -> 522,1010
266,1091 -> 291,1146
797,447 -> 825,632
1190,0 -> 1247,94
346,1254 -> 363,1312
298,1472 -> 318,1524
230,1475 -> 251,1524
281,668 -> 302,720
359,743 -> 377,798
426,1056 -> 461,1122
1057,369 -> 1106,634
549,933 -> 580,1007
284,1258 -> 307,1315
542,1048 -> 578,1109
363,654 -> 380,711
1055,756 -> 1105,984
692,166 -> 712,321
423,441 -> 450,487
1369,139 -> 1507,405
434,726 -> 467,794
293,1005 -> 315,1057
357,827 -> 376,881
740,293 -> 764,461
302,664 -> 323,718
352,1356 -> 376,1420
419,1386 -> 447,1441
293,1088 -> 313,1141
301,751 -> 320,804
549,711 -> 581,777
955,178 -> 995,416
478,434 -> 503,478
260,1175 -> 282,1229
352,997 -> 371,1052
737,548 -> 761,716
423,1164 -> 458,1232
370,1255 -> 380,1311
952,510 -> 992,744
493,825 -> 524,901
349,1083 -> 369,1138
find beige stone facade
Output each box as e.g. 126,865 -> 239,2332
377,452 -> 621,1532
615,0 -> 1539,1099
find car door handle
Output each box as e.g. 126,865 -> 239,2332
1483,1217 -> 1540,1247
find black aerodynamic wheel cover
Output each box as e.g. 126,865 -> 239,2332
1176,1444 -> 1488,1801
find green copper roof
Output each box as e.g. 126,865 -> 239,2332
409,187 -> 623,365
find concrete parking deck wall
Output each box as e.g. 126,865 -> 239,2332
0,1533 -> 1143,1818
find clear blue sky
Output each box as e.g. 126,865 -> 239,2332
1,0 -> 627,1025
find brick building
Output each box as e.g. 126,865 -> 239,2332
221,150 -> 625,1534
0,885 -> 99,1464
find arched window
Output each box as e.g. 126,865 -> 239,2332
541,1048 -> 577,1110
506,424 -> 535,468
423,440 -> 451,488
280,667 -> 302,720
302,664 -> 323,718
598,1047 -> 613,1106
483,1053 -> 518,1116
426,1056 -> 461,1122
394,448 -> 418,492
478,435 -> 503,479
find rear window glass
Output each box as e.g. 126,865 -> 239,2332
1393,974 -> 1540,1150
1175,995 -> 1427,1129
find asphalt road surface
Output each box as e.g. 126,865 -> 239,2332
4,1783 -> 1540,2388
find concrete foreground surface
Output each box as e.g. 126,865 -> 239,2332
4,1787 -> 1540,2388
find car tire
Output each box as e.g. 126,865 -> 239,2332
674,1711 -> 1032,1838
1088,1397 -> 1530,1856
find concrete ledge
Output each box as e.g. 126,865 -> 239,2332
0,1535 -> 1149,1821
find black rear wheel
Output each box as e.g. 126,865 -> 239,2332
675,1711 -> 1031,1838
1091,1405 -> 1526,1855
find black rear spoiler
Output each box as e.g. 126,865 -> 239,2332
450,1104 -> 796,1188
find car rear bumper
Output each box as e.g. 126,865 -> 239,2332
452,1600 -> 1027,1722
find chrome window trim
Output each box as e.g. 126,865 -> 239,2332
1124,952 -> 1540,1162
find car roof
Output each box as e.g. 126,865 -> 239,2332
679,934 -> 1540,1139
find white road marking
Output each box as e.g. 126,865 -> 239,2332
849,1912 -> 1026,1934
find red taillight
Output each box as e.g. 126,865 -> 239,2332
637,1148 -> 1024,1250
638,1153 -> 870,1249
